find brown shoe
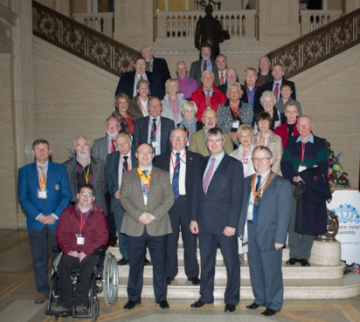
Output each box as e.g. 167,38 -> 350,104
35,293 -> 47,304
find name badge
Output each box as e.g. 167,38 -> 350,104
38,190 -> 47,199
298,163 -> 307,172
76,234 -> 85,245
152,141 -> 159,148
232,120 -> 240,129
247,199 -> 254,221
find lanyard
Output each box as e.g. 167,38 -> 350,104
301,143 -> 305,163
229,103 -> 239,119
149,117 -> 161,138
82,158 -> 91,184
140,99 -> 148,116
137,166 -> 152,185
247,86 -> 257,103
170,151 -> 186,170
80,209 -> 91,234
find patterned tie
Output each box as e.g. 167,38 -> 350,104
253,175 -> 262,226
203,157 -> 216,194
143,170 -> 148,178
111,139 -> 116,153
206,90 -> 211,108
123,156 -> 128,172
172,153 -> 181,199
150,118 -> 157,144
38,165 -> 46,191
203,60 -> 207,71
274,83 -> 279,100
220,72 -> 225,85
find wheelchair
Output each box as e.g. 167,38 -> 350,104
45,247 -> 118,321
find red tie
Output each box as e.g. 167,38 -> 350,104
206,90 -> 211,108
220,72 -> 225,85
111,139 -> 116,153
203,157 -> 216,194
274,83 -> 279,100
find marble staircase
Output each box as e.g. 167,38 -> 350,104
106,237 -> 360,300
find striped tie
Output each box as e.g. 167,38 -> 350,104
203,158 -> 216,194
172,153 -> 181,199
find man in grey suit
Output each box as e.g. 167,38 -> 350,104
120,143 -> 174,310
63,135 -> 107,214
238,146 -> 292,316
92,116 -> 120,163
189,43 -> 220,87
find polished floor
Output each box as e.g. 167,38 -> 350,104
1,229 -> 359,322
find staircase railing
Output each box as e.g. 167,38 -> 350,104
32,1 -> 140,76
268,8 -> 360,79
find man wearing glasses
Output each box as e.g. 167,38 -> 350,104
238,146 -> 291,316
120,143 -> 174,310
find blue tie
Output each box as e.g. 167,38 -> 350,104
172,153 -> 180,199
253,175 -> 262,226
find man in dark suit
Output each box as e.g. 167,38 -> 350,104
106,133 -> 138,265
115,57 -> 165,99
141,45 -> 171,90
120,143 -> 174,310
238,146 -> 292,317
18,139 -> 72,304
262,63 -> 296,101
217,67 -> 238,95
241,67 -> 264,118
63,136 -> 107,214
154,128 -> 201,285
190,43 -> 220,87
133,97 -> 175,156
189,127 -> 244,313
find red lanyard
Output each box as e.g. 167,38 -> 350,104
229,104 -> 239,119
80,210 -> 91,234
247,86 -> 257,102
122,155 -> 131,172
149,117 -> 161,137
141,99 -> 148,116
170,152 -> 186,170
301,143 -> 305,163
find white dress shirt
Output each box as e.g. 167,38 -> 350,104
169,149 -> 186,196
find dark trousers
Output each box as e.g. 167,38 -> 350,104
167,196 -> 199,279
127,229 -> 167,302
113,202 -> 128,260
28,227 -> 57,294
198,232 -> 240,305
57,254 -> 99,309
105,191 -> 117,243
248,221 -> 283,311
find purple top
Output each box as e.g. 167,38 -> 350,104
177,76 -> 198,99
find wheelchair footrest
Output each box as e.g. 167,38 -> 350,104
45,308 -> 72,317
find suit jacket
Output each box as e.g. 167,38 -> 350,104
120,167 -> 174,236
189,154 -> 244,235
115,71 -> 165,99
132,116 -> 175,154
153,150 -> 202,213
238,174 -> 292,252
18,162 -> 72,230
262,80 -> 296,100
189,59 -> 220,87
151,57 -> 171,89
106,148 -> 138,213
63,157 -> 107,212
189,128 -> 233,157
92,136 -> 108,163
240,85 -> 264,118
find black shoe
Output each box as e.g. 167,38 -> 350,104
51,303 -> 70,314
124,300 -> 141,310
187,277 -> 200,285
75,306 -> 89,315
224,304 -> 236,312
144,258 -> 152,266
117,258 -> 129,266
167,277 -> 174,285
246,302 -> 260,309
300,258 -> 310,266
261,308 -> 277,316
191,299 -> 212,308
286,258 -> 297,265
158,300 -> 169,309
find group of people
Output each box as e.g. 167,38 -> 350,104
18,44 -> 331,317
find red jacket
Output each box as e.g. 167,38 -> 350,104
274,121 -> 300,149
56,203 -> 109,255
190,85 -> 226,121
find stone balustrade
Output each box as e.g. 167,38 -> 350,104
72,12 -> 114,38
300,10 -> 343,36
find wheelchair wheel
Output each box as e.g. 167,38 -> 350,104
102,252 -> 118,307
91,298 -> 99,322
52,315 -> 59,321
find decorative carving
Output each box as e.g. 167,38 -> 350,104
303,32 -> 326,68
33,1 -> 139,77
329,20 -> 353,52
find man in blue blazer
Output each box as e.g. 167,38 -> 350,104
132,97 -> 175,156
189,127 -> 244,313
115,57 -> 165,99
18,139 -> 71,304
238,146 -> 292,316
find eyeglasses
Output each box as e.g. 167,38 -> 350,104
171,136 -> 187,140
226,73 -> 236,77
252,157 -> 271,162
137,150 -> 154,155
80,192 -> 93,197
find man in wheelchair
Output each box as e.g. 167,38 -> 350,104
51,184 -> 109,315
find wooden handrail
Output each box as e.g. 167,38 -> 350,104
32,1 -> 140,76
268,8 -> 360,78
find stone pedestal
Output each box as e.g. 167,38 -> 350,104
310,240 -> 341,266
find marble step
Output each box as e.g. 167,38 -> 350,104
113,273 -> 360,300
117,260 -> 345,280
